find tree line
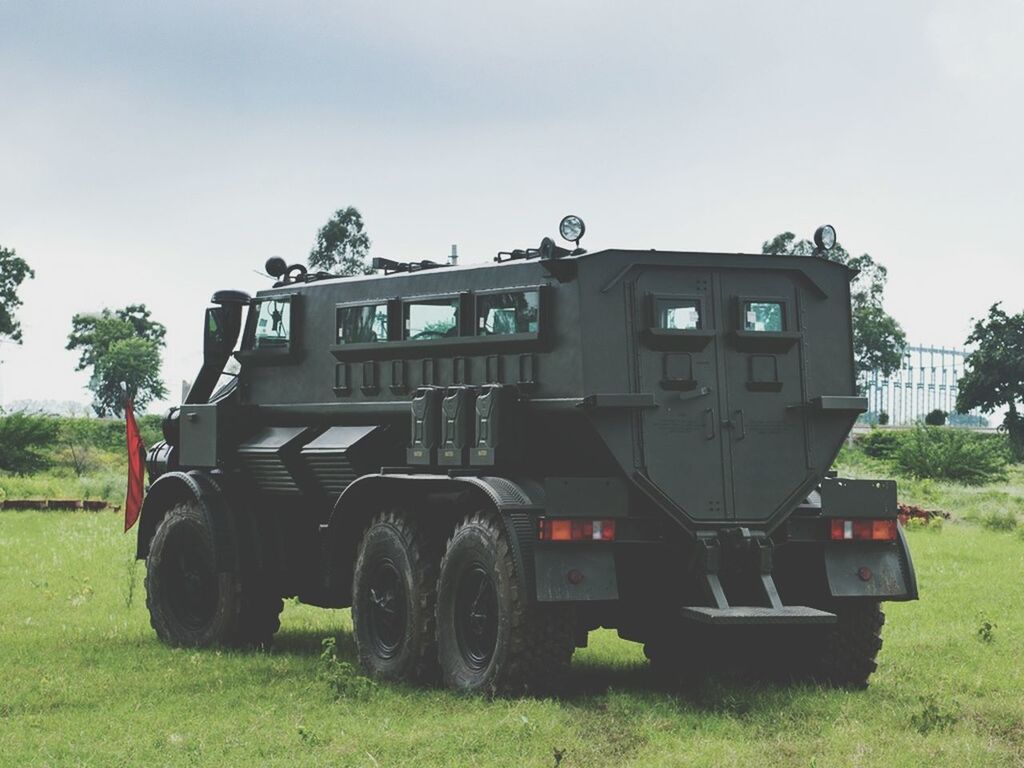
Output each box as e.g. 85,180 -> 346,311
1,212 -> 1022,462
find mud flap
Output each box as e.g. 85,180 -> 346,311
534,547 -> 619,602
825,526 -> 918,601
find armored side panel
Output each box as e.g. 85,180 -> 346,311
178,403 -> 221,468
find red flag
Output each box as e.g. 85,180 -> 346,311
124,398 -> 146,532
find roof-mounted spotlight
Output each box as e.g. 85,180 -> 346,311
559,214 -> 586,246
813,224 -> 837,253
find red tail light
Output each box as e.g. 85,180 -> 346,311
538,519 -> 616,542
829,518 -> 898,542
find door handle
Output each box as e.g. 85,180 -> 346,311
733,409 -> 746,440
678,386 -> 712,403
703,408 -> 716,440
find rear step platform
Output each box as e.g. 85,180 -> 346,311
681,606 -> 837,625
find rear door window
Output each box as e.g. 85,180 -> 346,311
657,299 -> 702,330
743,301 -> 784,332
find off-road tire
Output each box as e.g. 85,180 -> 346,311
145,502 -> 282,648
813,600 -> 885,689
351,510 -> 441,683
435,511 -> 574,696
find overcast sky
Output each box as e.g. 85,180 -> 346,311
1,1 -> 1022,412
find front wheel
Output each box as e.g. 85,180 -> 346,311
435,511 -> 574,696
145,502 -> 282,648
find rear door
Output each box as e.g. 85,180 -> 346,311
635,269 -> 731,522
717,271 -> 809,522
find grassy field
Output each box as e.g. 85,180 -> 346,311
2,475 -> 1023,767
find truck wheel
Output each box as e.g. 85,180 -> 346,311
145,502 -> 282,648
813,601 -> 885,689
352,511 -> 440,683
435,511 -> 574,696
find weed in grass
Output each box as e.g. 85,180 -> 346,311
296,725 -> 323,747
124,553 -> 139,609
904,516 -> 944,533
979,509 -> 1019,532
976,615 -> 997,643
319,636 -> 377,700
910,694 -> 959,734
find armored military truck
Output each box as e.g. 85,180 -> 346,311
138,217 -> 916,694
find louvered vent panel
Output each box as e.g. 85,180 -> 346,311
301,426 -> 381,498
237,427 -> 308,495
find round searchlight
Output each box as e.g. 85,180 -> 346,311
814,224 -> 837,252
559,214 -> 586,245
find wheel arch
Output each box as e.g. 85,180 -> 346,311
136,470 -> 258,576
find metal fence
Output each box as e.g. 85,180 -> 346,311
856,345 -> 985,427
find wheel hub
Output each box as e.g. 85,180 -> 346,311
366,559 -> 406,659
161,526 -> 217,632
454,562 -> 498,670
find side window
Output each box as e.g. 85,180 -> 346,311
476,290 -> 539,335
743,301 -> 784,332
657,299 -> 701,330
253,298 -> 291,348
405,298 -> 460,340
337,304 -> 388,344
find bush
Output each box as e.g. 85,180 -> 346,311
0,411 -> 59,474
878,411 -> 890,426
857,428 -> 902,459
894,427 -> 1010,485
979,510 -> 1018,532
924,409 -> 947,426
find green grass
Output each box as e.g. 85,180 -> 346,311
2,500 -> 1023,767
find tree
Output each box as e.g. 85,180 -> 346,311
762,232 -> 906,378
0,410 -> 58,474
308,206 -> 373,276
956,303 -> 1024,461
66,305 -> 168,416
0,245 -> 34,343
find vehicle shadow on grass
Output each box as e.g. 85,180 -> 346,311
562,659 -> 809,714
266,627 -> 809,714
271,626 -> 358,658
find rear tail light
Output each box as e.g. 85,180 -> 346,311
829,518 -> 898,542
538,519 -> 616,542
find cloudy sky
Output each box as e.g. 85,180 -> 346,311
1,1 -> 1021,412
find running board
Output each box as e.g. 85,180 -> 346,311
681,606 -> 837,625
